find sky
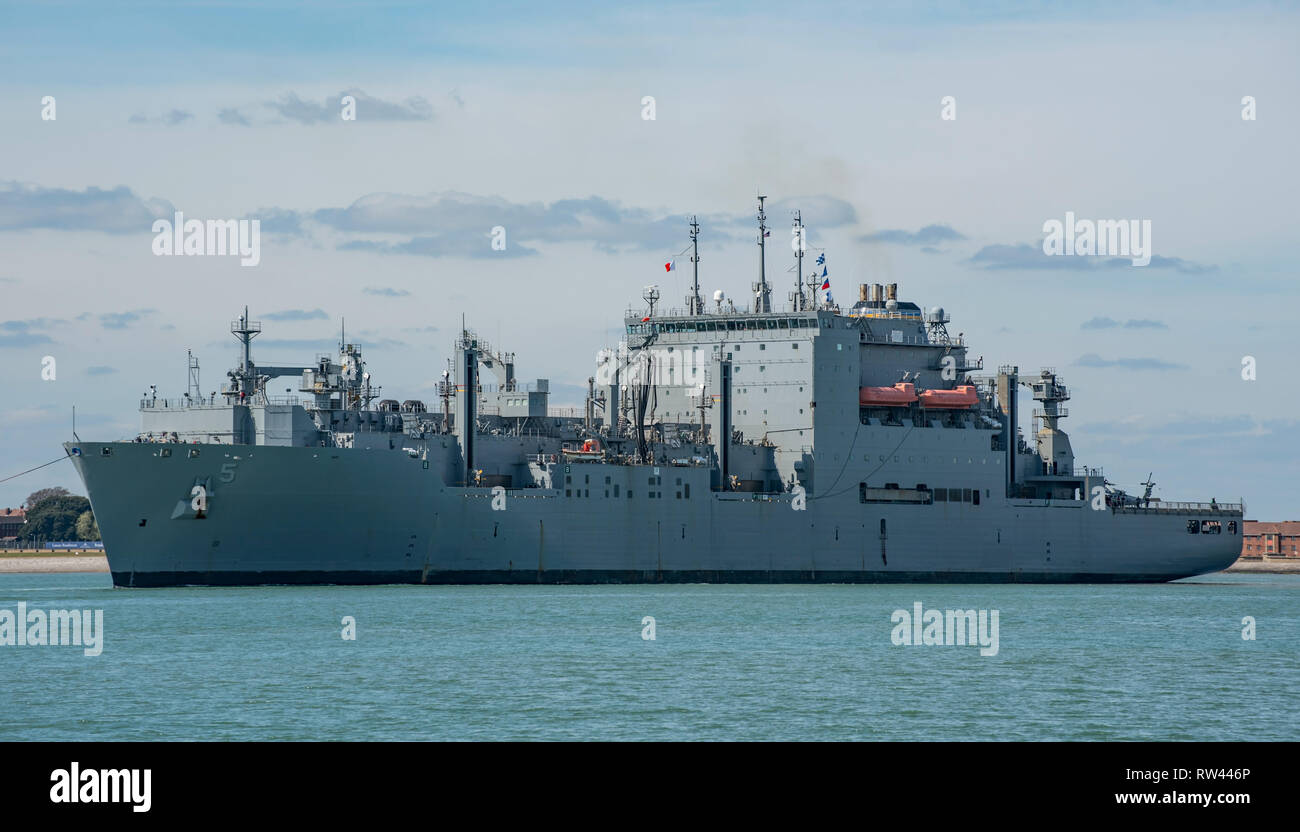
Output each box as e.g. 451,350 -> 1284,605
1,0 -> 1297,517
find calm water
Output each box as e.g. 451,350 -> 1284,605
1,572 -> 1295,741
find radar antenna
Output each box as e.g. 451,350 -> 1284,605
642,285 -> 660,318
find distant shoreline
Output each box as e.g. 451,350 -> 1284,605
1,552 -> 1297,576
1223,559 -> 1300,574
0,553 -> 110,573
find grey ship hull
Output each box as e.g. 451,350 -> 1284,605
67,441 -> 1243,587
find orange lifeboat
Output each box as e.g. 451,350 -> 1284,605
859,383 -> 918,406
562,438 -> 605,460
917,385 -> 979,409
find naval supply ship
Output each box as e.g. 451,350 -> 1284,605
66,201 -> 1243,587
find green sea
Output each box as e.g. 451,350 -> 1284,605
2,572 -> 1295,741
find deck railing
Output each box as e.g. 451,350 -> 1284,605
1113,501 -> 1244,514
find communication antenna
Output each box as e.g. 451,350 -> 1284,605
688,216 -> 702,316
792,209 -> 804,311
753,194 -> 771,313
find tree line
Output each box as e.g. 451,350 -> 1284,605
17,487 -> 100,541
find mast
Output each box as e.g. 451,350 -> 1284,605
754,194 -> 771,313
688,215 -> 702,315
186,349 -> 201,402
229,306 -> 261,400
792,209 -> 804,311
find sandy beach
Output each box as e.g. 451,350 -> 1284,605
0,553 -> 110,573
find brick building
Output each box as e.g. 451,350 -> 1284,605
0,507 -> 26,540
1240,521 -> 1300,559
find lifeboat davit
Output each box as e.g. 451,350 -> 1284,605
918,385 -> 979,409
859,383 -> 918,406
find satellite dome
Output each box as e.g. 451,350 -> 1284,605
931,306 -> 945,321
886,298 -> 899,312
713,289 -> 725,302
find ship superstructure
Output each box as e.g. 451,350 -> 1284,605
66,200 -> 1244,586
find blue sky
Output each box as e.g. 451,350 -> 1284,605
1,0 -> 1297,517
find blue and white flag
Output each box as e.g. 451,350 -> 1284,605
816,253 -> 825,265
821,265 -> 828,277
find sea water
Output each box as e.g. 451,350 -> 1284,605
1,572 -> 1295,741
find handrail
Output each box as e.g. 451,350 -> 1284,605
1113,501 -> 1243,514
